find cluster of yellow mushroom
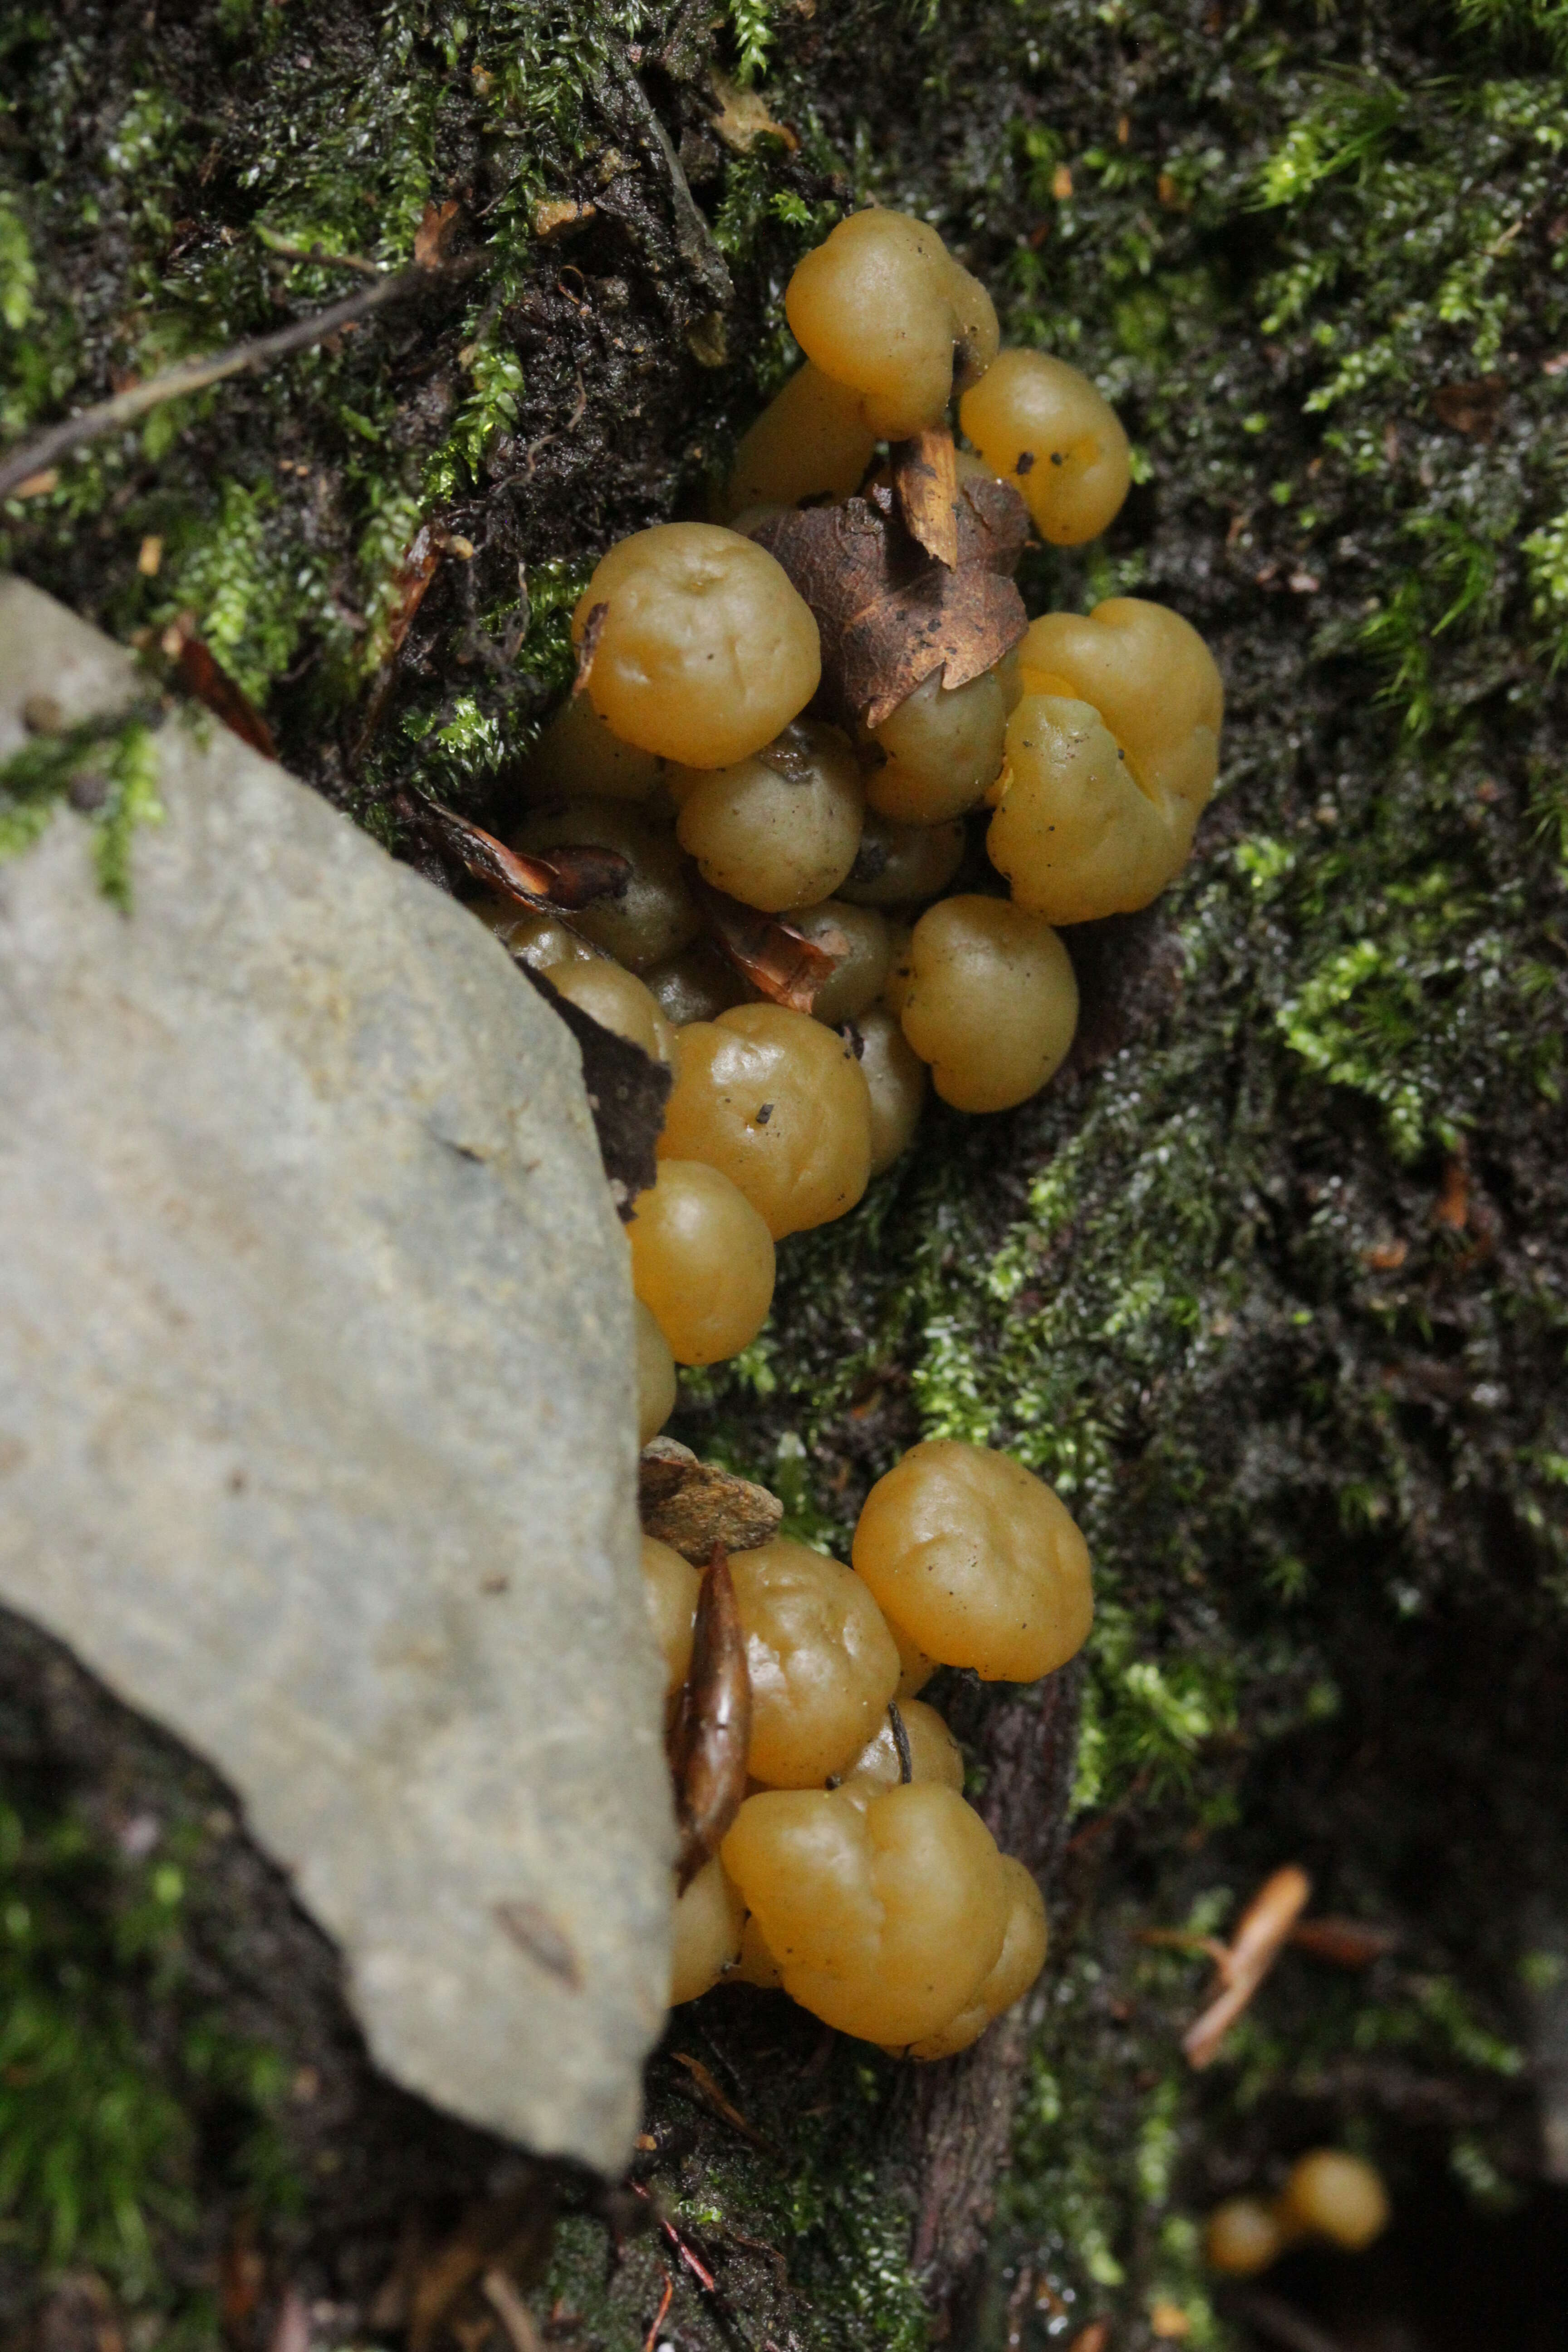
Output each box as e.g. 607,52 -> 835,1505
472,204 -> 1225,1427
645,1438 -> 1092,2057
1206,2150 -> 1392,2275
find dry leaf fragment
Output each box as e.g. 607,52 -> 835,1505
1431,375 -> 1505,441
893,428 -> 960,569
414,197 -> 463,270
669,1545 -> 751,1892
160,616 -> 278,760
1182,1865 -> 1312,2068
750,466 -> 1028,729
573,600 -> 609,696
417,796 -> 632,911
708,70 -> 799,154
692,874 -> 840,1014
638,1437 -> 783,1562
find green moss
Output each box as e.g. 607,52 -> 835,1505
0,710 -> 165,908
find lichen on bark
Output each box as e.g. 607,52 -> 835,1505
2,0 -> 1567,2347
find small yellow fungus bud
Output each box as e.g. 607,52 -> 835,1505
731,1537 -> 901,1786
635,1298 -> 677,1446
721,360 -> 879,519
789,900 -> 893,1026
628,1158 -> 776,1366
543,956 -> 676,1063
837,1697 -> 964,1806
853,1439 -> 1093,1683
658,1003 -> 873,1238
477,902 -> 597,970
1204,2197 -> 1285,2278
721,1781 -> 1010,2046
904,1856 -> 1048,2058
898,895 -> 1078,1113
864,667 -> 1008,827
1277,2151 -> 1391,2252
669,1855 -> 745,2004
674,722 -> 864,912
849,1006 -> 928,1176
515,798 -> 700,971
643,941 -> 749,1027
838,811 -> 965,908
640,1532 -> 700,1694
890,1617 -> 938,1699
959,350 -> 1131,544
785,208 -> 999,441
572,524 -> 820,770
521,689 -> 667,803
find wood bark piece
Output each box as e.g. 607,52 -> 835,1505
637,1439 -> 783,1563
0,577 -> 673,2175
750,470 -> 1028,729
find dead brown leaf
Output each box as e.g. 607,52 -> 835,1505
1289,1916 -> 1399,1969
893,428 -> 959,569
638,1437 -> 783,1562
693,874 -> 840,1014
572,602 -> 608,696
669,1546 -> 752,1893
416,797 -> 632,911
1182,1864 -> 1312,2069
750,461 -> 1027,728
414,198 -> 463,270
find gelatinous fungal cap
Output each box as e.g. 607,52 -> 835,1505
572,523 -> 820,769
960,349 -> 1131,545
852,1438 -> 1093,1681
784,207 -> 1000,441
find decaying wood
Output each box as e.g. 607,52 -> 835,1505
901,1664 -> 1083,2322
638,1437 -> 783,1562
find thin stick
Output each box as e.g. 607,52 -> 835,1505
887,1700 -> 914,1784
0,260 -> 478,501
480,2269 -> 546,2352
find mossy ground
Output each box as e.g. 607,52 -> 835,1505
3,1 -> 1568,2347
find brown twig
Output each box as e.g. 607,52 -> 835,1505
640,2276 -> 674,2352
670,2051 -> 774,2154
0,259 -> 481,502
1182,1866 -> 1312,2069
480,2270 -> 546,2352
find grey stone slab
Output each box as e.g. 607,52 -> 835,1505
0,576 -> 672,2174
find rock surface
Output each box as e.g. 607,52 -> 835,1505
0,577 -> 672,2175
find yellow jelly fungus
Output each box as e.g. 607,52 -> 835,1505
721,359 -> 879,519
658,1003 -> 873,1238
731,1537 -> 902,1786
731,1908 -> 784,1989
789,900 -> 893,1026
635,1297 -> 677,1446
903,1856 -> 1048,2058
890,1617 -> 938,1699
722,1781 -> 1010,2045
959,349 -> 1131,545
836,1697 -> 965,1806
1204,2197 -> 1285,2278
542,956 -> 676,1063
898,895 -> 1078,1113
514,797 -> 701,971
669,1854 -> 745,2005
478,902 -> 596,970
838,810 -> 966,908
640,1532 -> 700,1695
643,941 -> 748,1027
864,667 -> 1008,827
1277,2151 -> 1391,2252
674,721 -> 865,912
572,523 -> 820,769
849,1005 -> 928,1177
785,207 -> 1000,442
990,599 -> 1224,923
627,1158 -> 777,1367
520,688 -> 667,804
853,1439 -> 1093,1683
